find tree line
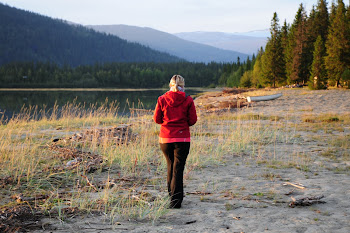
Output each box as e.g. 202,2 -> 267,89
222,0 -> 350,89
2,1 -> 349,89
0,62 -> 223,88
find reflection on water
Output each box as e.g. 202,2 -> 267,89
0,88 -> 204,119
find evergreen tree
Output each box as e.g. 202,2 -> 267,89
325,0 -> 349,87
281,20 -> 289,57
329,1 -> 337,22
261,12 -> 286,87
345,4 -> 350,70
315,0 -> 329,41
307,0 -> 329,44
285,4 -> 309,84
226,66 -> 243,87
252,47 -> 264,87
240,70 -> 253,88
304,0 -> 330,88
309,35 -> 327,89
308,6 -> 317,41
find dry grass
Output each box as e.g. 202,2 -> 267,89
1,95 -> 349,230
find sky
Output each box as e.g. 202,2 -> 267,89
1,0 -> 321,33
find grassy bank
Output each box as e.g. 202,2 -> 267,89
1,90 -> 349,231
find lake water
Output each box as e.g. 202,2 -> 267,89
0,88 -> 205,120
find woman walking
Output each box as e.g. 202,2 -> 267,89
153,74 -> 197,208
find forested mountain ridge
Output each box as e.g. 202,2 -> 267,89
87,24 -> 249,63
0,3 -> 181,66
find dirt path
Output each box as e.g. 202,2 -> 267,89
36,89 -> 350,233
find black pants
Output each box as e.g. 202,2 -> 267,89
160,142 -> 190,208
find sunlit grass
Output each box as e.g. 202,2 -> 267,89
1,95 -> 348,224
241,89 -> 282,97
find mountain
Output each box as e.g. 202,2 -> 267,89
174,31 -> 268,55
232,29 -> 270,38
87,25 -> 248,63
0,3 -> 180,66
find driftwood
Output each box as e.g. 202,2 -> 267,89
48,145 -> 103,173
80,174 -> 98,191
283,182 -> 305,189
12,194 -> 49,203
52,125 -> 136,145
289,195 -> 326,208
194,92 -> 248,111
186,191 -> 212,195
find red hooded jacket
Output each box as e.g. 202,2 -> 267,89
153,91 -> 197,143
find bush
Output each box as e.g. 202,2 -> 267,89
240,71 -> 253,88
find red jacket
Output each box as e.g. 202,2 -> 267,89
153,91 -> 197,142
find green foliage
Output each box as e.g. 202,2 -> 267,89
261,13 -> 286,87
218,54 -> 259,88
325,0 -> 349,87
226,67 -> 243,87
309,36 -> 327,89
240,70 -> 253,88
342,68 -> 350,88
0,61 -> 223,88
285,4 -> 310,84
314,0 -> 329,42
252,48 -> 265,88
256,0 -> 349,89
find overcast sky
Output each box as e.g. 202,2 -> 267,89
1,0 -> 320,33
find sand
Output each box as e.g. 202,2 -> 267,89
35,88 -> 350,233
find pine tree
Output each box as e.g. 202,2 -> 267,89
285,4 -> 309,84
329,2 -> 337,22
325,0 -> 349,87
345,3 -> 350,70
309,35 -> 327,89
304,0 -> 330,88
281,20 -> 289,55
308,6 -> 317,42
261,12 -> 286,87
315,0 -> 329,41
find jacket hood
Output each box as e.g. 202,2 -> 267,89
164,91 -> 187,107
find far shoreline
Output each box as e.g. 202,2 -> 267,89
0,87 -> 212,92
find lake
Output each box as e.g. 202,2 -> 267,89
0,88 -> 206,120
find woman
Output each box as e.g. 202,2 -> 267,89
153,74 -> 197,208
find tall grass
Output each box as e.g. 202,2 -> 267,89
0,97 -> 304,223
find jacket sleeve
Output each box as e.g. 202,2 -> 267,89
153,98 -> 163,124
187,98 -> 197,126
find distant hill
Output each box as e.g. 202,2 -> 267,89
87,25 -> 248,63
174,31 -> 268,55
231,29 -> 270,38
0,3 -> 181,66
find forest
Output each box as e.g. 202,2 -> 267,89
0,62 -> 223,88
0,0 -> 349,89
220,0 -> 350,89
0,3 -> 180,66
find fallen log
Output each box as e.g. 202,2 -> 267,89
289,195 -> 325,207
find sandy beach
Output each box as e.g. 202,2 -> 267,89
31,88 -> 350,233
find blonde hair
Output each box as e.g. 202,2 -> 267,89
169,74 -> 185,91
